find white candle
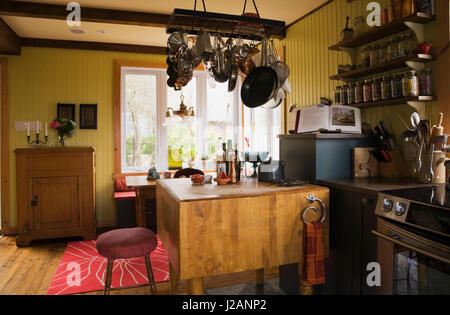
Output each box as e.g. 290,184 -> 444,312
26,123 -> 30,137
36,121 -> 39,134
45,123 -> 48,137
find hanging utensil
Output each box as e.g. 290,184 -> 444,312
168,32 -> 187,53
241,38 -> 279,108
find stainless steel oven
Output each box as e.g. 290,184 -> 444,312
373,185 -> 450,295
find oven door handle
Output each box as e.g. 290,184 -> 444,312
372,230 -> 450,264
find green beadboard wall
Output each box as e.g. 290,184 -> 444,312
285,0 -> 438,138
5,47 -> 166,227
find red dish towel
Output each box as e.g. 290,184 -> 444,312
303,221 -> 325,285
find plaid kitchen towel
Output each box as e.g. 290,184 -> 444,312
303,221 -> 325,285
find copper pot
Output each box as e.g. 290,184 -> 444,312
238,46 -> 259,78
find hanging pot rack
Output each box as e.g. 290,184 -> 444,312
166,0 -> 286,41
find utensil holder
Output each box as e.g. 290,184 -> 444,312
417,144 -> 435,184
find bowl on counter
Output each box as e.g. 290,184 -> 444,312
191,174 -> 205,185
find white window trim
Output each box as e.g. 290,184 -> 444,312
120,67 -> 241,172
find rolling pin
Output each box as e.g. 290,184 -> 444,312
431,113 -> 444,144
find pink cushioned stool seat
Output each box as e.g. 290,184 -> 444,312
96,227 -> 157,260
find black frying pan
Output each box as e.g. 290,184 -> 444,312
241,66 -> 278,108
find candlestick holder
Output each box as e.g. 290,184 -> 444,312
27,133 -> 48,147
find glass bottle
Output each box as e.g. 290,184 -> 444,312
370,44 -> 380,67
382,76 -> 392,100
355,81 -> 364,104
361,46 -> 370,67
347,83 -> 356,105
398,34 -> 407,57
391,74 -> 403,98
419,69 -> 433,96
341,85 -> 349,105
372,78 -> 382,101
402,70 -> 419,97
364,80 -> 373,103
334,86 -> 342,104
379,42 -> 387,64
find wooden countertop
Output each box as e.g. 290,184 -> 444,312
318,177 -> 434,195
125,176 -> 157,188
157,178 -> 328,202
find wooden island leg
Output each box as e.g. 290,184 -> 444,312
256,269 -> 264,294
300,280 -> 313,295
187,278 -> 204,295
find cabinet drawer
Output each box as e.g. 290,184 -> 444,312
28,155 -> 84,171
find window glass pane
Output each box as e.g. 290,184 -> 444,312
206,82 -> 235,159
123,73 -> 157,172
271,106 -> 281,160
167,78 -> 197,169
253,107 -> 268,153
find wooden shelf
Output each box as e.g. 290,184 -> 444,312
330,54 -> 434,80
329,13 -> 435,51
351,96 -> 435,108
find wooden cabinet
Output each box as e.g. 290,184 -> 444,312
15,147 -> 96,246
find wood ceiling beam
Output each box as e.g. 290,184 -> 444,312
21,38 -> 167,55
0,1 -> 171,28
0,16 -> 21,55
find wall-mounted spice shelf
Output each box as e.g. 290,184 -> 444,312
329,13 -> 435,51
351,96 -> 435,109
330,54 -> 434,80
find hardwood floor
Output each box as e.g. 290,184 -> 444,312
0,236 -> 279,295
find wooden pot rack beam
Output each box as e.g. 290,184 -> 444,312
166,9 -> 286,40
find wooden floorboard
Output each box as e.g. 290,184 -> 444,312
0,236 -> 279,295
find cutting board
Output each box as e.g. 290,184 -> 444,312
352,147 -> 379,178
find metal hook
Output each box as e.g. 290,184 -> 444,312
303,194 -> 326,223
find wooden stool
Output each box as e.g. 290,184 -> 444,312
96,227 -> 158,295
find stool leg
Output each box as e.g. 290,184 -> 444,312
145,256 -> 157,295
104,260 -> 114,295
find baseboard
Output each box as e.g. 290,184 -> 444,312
0,226 -> 18,235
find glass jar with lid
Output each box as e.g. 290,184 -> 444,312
347,83 -> 356,105
379,42 -> 387,64
372,77 -> 382,101
388,36 -> 400,60
370,44 -> 380,67
419,69 -> 433,96
341,85 -> 349,105
398,34 -> 407,57
391,74 -> 403,98
402,70 -> 419,97
361,46 -> 370,67
334,86 -> 342,104
382,76 -> 392,100
364,80 -> 373,103
355,81 -> 364,103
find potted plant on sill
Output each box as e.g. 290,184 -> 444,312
50,118 -> 76,146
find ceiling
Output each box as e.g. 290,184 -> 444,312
3,0 -> 328,47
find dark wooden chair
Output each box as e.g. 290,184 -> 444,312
173,168 -> 204,179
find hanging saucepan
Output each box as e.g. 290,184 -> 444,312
228,66 -> 238,92
262,88 -> 285,109
241,39 -> 279,108
167,32 -> 187,54
238,46 -> 259,78
269,41 -> 290,87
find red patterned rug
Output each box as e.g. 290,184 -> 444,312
46,236 -> 169,295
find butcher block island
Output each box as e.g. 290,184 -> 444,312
156,179 -> 329,295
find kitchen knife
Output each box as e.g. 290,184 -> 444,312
374,126 -> 389,151
380,121 -> 396,149
370,129 -> 391,162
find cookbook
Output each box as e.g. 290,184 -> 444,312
294,105 -> 362,134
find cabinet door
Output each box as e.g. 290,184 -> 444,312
31,176 -> 81,231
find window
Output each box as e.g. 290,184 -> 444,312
116,61 -> 280,174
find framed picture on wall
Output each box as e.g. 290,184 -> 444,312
57,103 -> 76,122
79,104 -> 98,130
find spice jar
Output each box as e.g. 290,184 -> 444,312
361,46 -> 370,67
370,44 -> 380,67
419,69 -> 433,96
347,83 -> 356,105
402,70 -> 419,97
364,80 -> 373,103
355,81 -> 364,104
334,86 -> 342,104
341,85 -> 349,105
372,77 -> 382,101
391,74 -> 403,98
382,76 -> 392,100
388,37 -> 400,60
379,42 -> 387,64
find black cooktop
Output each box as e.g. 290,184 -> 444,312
384,185 -> 450,209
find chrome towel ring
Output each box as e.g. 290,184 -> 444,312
302,194 -> 327,223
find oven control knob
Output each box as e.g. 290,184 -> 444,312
395,202 -> 407,216
382,199 -> 394,212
